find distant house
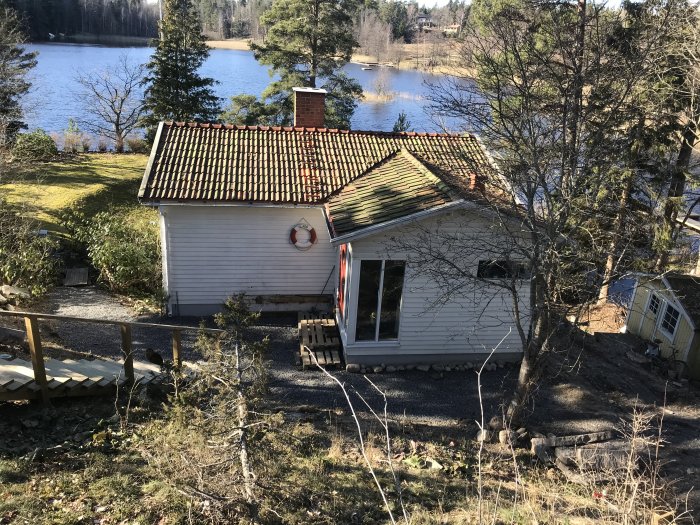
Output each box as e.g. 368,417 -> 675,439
625,273 -> 700,379
138,87 -> 530,366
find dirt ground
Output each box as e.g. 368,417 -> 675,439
1,289 -> 699,518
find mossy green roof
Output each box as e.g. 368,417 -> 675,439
138,122 -> 492,205
325,150 -> 457,237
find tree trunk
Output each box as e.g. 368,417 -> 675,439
234,343 -> 256,510
654,124 -> 698,271
597,170 -> 633,304
598,116 -> 644,304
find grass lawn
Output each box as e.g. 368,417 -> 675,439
0,153 -> 149,232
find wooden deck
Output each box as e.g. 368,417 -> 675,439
298,313 -> 343,369
0,310 -> 223,404
0,356 -> 200,401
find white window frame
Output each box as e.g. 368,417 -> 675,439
648,293 -> 661,315
355,259 -> 406,342
659,302 -> 680,338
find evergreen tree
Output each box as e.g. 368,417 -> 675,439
0,3 -> 37,148
224,0 -> 362,129
141,0 -> 220,131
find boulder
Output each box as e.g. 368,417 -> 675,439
0,293 -> 8,306
499,430 -> 517,445
345,363 -> 361,373
476,430 -> 494,443
416,364 -> 430,372
0,327 -> 26,346
1,285 -> 30,300
372,365 -> 384,373
385,365 -> 396,373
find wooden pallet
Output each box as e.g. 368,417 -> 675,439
298,313 -> 343,370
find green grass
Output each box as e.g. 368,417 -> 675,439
0,153 -> 149,232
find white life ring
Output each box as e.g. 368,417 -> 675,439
290,223 -> 317,250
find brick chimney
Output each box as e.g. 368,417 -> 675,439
293,87 -> 327,128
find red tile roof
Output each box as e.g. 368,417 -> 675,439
138,122 -> 493,205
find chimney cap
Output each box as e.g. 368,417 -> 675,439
293,87 -> 328,95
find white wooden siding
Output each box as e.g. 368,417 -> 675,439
344,208 -> 529,360
161,204 -> 336,312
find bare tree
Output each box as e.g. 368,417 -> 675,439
75,55 -> 145,153
419,0 -> 687,424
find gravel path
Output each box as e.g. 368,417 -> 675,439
24,286 -> 514,425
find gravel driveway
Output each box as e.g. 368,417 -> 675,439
24,286 -> 514,426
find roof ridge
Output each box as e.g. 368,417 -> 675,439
163,121 -> 466,139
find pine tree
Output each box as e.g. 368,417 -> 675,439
141,0 -> 220,132
224,0 -> 362,129
0,4 -> 38,148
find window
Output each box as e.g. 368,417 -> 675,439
648,294 -> 660,315
355,260 -> 406,341
477,260 -> 528,279
660,304 -> 680,336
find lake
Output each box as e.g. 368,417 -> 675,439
22,43 -> 460,138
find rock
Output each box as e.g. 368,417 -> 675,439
372,366 -> 384,374
385,365 -> 396,373
576,443 -> 631,471
360,367 -> 367,374
488,415 -> 504,431
465,362 -> 474,370
1,284 -> 30,300
550,430 -> 616,448
476,430 -> 494,442
404,364 -> 414,371
444,366 -> 452,372
0,293 -> 7,306
416,364 -> 430,372
0,327 -> 25,346
499,430 -> 516,445
20,418 -> 40,429
346,363 -> 361,373
496,361 -> 505,369
396,365 -> 405,371
432,364 -> 444,372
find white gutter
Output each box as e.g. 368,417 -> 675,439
327,200 -> 467,245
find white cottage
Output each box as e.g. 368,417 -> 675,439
138,88 -> 530,366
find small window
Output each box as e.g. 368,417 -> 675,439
648,294 -> 660,315
660,304 -> 680,336
355,260 -> 406,341
477,260 -> 527,279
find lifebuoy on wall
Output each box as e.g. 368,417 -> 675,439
290,221 -> 317,251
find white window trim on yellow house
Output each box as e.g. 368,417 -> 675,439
627,274 -> 696,363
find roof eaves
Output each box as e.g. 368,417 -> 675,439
138,121 -> 166,201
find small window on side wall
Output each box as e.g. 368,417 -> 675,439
477,260 -> 528,279
648,294 -> 660,315
660,303 -> 680,336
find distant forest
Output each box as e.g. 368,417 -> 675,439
7,0 -> 469,46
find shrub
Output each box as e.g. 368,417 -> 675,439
97,136 -> 109,152
125,136 -> 149,153
63,207 -> 161,296
0,200 -> 58,295
12,130 -> 58,161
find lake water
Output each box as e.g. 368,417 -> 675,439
22,43 -> 460,137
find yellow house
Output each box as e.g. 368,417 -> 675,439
625,273 -> 700,379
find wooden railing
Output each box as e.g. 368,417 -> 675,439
0,310 -> 224,405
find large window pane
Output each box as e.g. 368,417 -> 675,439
379,261 -> 406,340
356,260 -> 382,341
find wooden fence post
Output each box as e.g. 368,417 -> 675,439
24,315 -> 50,405
120,323 -> 135,385
172,329 -> 182,368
